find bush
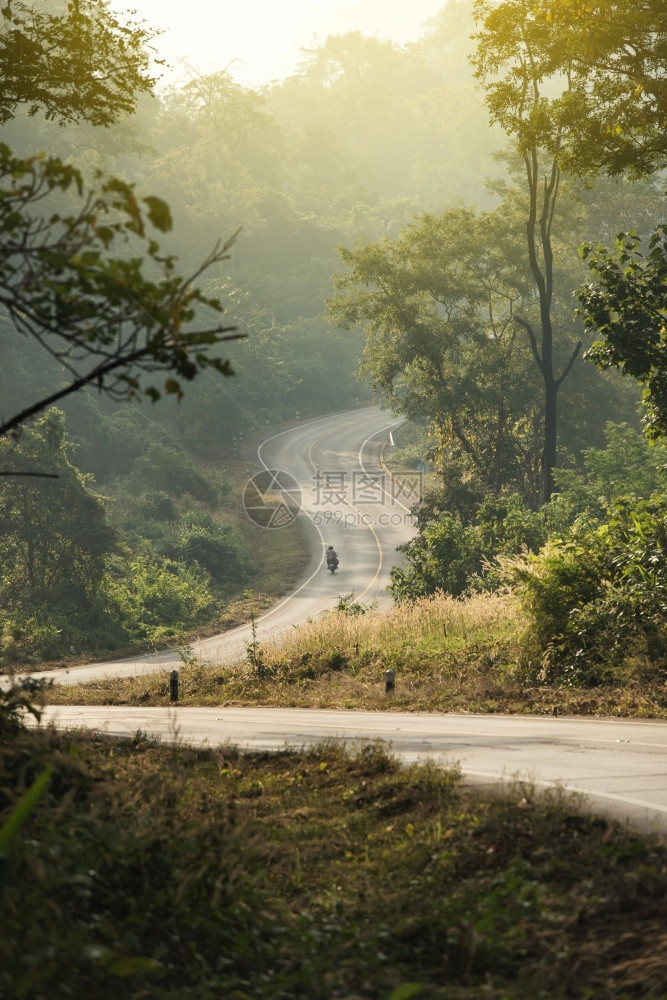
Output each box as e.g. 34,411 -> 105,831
514,495 -> 667,685
391,510 -> 484,600
128,443 -> 218,505
395,421 -> 666,605
158,512 -> 247,585
135,490 -> 177,522
391,492 -> 573,601
0,609 -> 69,665
106,552 -> 217,643
553,422 -> 667,521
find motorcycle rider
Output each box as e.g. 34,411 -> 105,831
326,545 -> 339,570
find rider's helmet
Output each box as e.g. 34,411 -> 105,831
327,545 -> 334,551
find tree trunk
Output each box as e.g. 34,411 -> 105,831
542,379 -> 558,504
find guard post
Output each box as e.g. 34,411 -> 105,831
384,669 -> 395,696
169,669 -> 179,702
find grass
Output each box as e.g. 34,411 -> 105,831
46,590 -> 667,717
3,724 -> 667,999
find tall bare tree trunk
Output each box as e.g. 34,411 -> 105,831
515,151 -> 581,504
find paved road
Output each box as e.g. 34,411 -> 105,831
41,704 -> 667,834
15,407 -> 416,686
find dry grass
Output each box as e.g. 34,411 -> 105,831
262,590 -> 519,661
44,589 -> 667,717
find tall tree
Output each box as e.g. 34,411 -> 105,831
0,0 -> 158,127
473,0 -> 584,503
329,205 -> 546,499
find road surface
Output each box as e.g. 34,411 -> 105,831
40,704 -> 667,835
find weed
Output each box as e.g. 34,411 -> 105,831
2,730 -> 666,998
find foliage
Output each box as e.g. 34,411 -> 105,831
553,421 -> 667,518
390,421 -> 665,604
4,729 -> 667,998
554,0 -> 667,178
103,551 -> 216,644
158,511 -> 247,586
473,0 -> 667,180
0,142 -> 240,435
390,492 -> 573,601
579,225 -> 667,440
0,409 -> 116,603
0,676 -> 46,735
0,0 -> 157,127
125,443 -> 219,505
0,409 -> 238,663
515,495 -> 667,684
391,510 -> 484,601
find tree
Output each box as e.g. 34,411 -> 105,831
0,0 -> 158,127
523,0 -> 667,179
524,4 -> 667,440
329,205 -> 546,499
0,409 -> 115,602
473,0 -> 584,503
578,225 -> 667,439
0,1 -> 242,439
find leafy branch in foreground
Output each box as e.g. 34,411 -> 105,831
0,143 -> 244,436
578,225 -> 667,440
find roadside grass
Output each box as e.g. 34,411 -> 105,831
46,591 -> 667,717
3,727 -> 667,999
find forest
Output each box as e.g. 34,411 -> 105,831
0,0 -> 665,684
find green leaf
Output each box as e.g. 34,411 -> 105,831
107,956 -> 162,977
0,766 -> 53,852
387,986 -> 427,1000
144,195 -> 172,233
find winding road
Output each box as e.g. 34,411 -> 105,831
24,407 -> 415,685
19,407 -> 667,834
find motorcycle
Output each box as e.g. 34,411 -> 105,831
326,554 -> 339,574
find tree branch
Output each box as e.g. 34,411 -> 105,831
0,328 -> 245,437
514,314 -> 544,375
556,340 -> 583,389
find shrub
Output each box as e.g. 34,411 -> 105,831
159,512 -> 247,585
391,493 -> 572,600
104,552 -> 216,644
128,443 -> 218,505
514,495 -> 667,685
391,510 -> 483,600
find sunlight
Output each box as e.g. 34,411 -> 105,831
110,0 -> 447,86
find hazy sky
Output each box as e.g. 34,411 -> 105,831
111,0 -> 449,88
